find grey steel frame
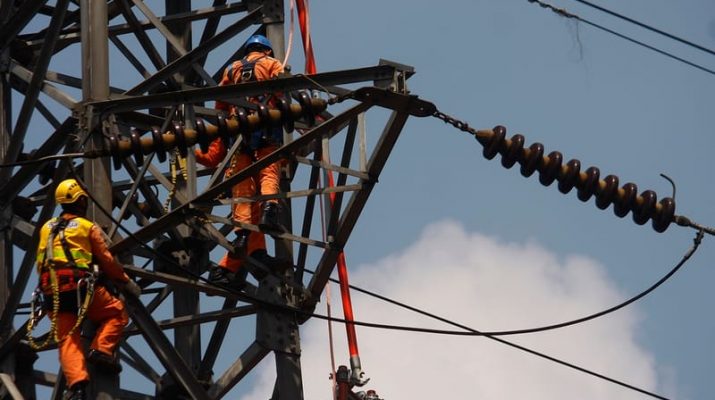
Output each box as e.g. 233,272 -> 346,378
0,1 -> 428,398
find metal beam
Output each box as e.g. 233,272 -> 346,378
0,163 -> 66,345
131,0 -> 214,86
110,102 -> 372,253
124,304 -> 255,337
24,2 -> 249,49
122,295 -> 210,400
8,61 -> 78,109
207,341 -> 270,398
89,65 -> 398,113
1,0 -> 69,182
198,298 -> 238,382
125,7 -> 262,95
116,0 -> 173,80
0,0 -> 48,51
309,107 -> 411,297
0,117 -> 75,206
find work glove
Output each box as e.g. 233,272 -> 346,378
121,279 -> 142,298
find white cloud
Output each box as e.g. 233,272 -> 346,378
244,220 -> 673,399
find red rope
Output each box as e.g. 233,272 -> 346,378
295,0 -> 317,74
296,0 -> 361,362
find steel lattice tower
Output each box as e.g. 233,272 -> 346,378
0,1 -> 431,398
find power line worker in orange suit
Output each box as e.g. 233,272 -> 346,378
35,179 -> 141,400
196,34 -> 285,286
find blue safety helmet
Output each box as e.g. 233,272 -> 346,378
245,34 -> 273,54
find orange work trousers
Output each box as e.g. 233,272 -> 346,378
52,285 -> 128,387
220,145 -> 281,272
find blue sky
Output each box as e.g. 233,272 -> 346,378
289,1 -> 715,399
14,1 -> 715,398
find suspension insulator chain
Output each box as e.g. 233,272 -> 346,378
103,94 -> 328,171
433,110 -> 676,233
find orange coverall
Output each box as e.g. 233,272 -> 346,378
37,213 -> 130,387
196,51 -> 284,272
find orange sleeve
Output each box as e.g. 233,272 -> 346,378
194,138 -> 227,168
89,225 -> 129,284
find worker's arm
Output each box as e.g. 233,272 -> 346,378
89,225 -> 129,284
194,138 -> 227,168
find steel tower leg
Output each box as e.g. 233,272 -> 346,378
0,3 -> 15,394
80,1 -> 119,398
263,1 -> 305,398
165,1 -> 202,390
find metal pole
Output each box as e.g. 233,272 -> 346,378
165,0 -> 202,385
262,2 -> 305,398
0,0 -> 15,393
80,1 -> 118,399
81,0 -> 112,225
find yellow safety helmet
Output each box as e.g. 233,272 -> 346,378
55,179 -> 87,204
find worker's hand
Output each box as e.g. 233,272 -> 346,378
120,279 -> 142,298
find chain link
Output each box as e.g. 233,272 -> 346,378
432,109 -> 479,137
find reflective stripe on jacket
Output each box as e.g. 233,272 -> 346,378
36,216 -> 93,271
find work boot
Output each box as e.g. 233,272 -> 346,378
229,230 -> 250,259
88,349 -> 122,374
248,250 -> 292,277
208,264 -> 234,286
64,380 -> 88,400
259,202 -> 283,233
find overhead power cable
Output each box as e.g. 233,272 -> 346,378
66,163 -> 677,400
314,226 -> 703,336
306,298 -> 674,400
528,0 -> 715,77
569,0 -> 715,58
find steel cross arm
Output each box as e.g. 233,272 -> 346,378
207,341 -> 270,399
308,107 -> 412,298
0,0 -> 48,51
110,101 -> 372,254
0,117 -> 76,205
124,7 -> 262,96
122,295 -> 210,400
123,305 -> 255,337
88,65 -> 398,114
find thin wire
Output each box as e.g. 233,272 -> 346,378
281,0 -> 295,68
569,0 -> 715,57
314,228 -> 703,336
307,307 -> 672,399
528,0 -> 715,77
0,152 -> 92,168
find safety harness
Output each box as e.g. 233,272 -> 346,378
27,217 -> 97,350
226,55 -> 266,85
225,55 -> 284,160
